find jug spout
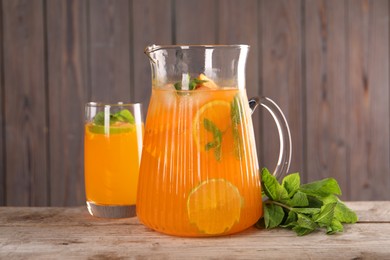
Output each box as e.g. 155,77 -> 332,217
144,44 -> 160,64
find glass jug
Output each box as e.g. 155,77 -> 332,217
137,45 -> 292,237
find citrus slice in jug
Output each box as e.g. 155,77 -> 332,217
187,178 -> 242,235
192,100 -> 231,153
196,74 -> 219,90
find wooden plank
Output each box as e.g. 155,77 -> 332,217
1,223 -> 389,259
89,0 -> 131,103
0,0 -> 5,206
346,201 -> 390,223
175,0 -> 218,44
0,202 -> 389,259
2,0 -> 48,206
304,1 -> 349,199
260,0 -> 303,177
46,0 -> 88,206
218,0 -> 262,171
0,202 -> 386,226
132,0 -> 172,107
347,0 -> 390,200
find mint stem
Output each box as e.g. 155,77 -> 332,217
264,200 -> 292,211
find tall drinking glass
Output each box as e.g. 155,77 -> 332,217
84,102 -> 143,218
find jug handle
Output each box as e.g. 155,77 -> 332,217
249,97 -> 292,180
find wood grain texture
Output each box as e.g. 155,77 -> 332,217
89,0 -> 131,103
132,0 -> 172,107
3,0 -> 48,206
0,0 -> 4,206
349,201 -> 390,222
0,202 -> 389,259
347,0 -> 390,200
218,0 -> 262,170
175,0 -> 218,44
1,0 -> 390,206
260,0 -> 304,177
305,1 -> 349,199
46,0 -> 88,206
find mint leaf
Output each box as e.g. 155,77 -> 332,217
189,78 -> 207,90
334,201 -> 358,223
282,173 -> 300,197
93,112 -> 118,125
174,82 -> 182,90
93,111 -> 105,125
261,168 -> 289,202
115,109 -> 135,124
264,203 -> 285,228
189,81 -> 197,90
192,78 -> 208,85
282,210 -> 297,227
327,219 -> 344,234
203,118 -> 222,161
287,191 -> 308,207
214,147 -> 222,162
297,213 -> 317,230
313,202 -> 337,227
292,226 -> 315,236
307,195 -> 324,208
203,118 -> 222,139
231,94 -> 242,125
300,178 -> 341,197
231,94 -> 243,160
205,141 -> 217,150
321,194 -> 339,204
290,214 -> 317,236
173,76 -> 208,91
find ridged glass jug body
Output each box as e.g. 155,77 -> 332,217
137,45 -> 262,237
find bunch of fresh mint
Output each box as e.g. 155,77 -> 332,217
256,168 -> 358,236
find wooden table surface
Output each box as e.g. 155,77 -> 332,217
1,202 -> 389,259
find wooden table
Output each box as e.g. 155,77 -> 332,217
1,202 -> 389,259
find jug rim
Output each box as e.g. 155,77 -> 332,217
144,44 -> 250,54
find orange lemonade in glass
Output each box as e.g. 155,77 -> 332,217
137,78 -> 262,236
84,102 -> 143,218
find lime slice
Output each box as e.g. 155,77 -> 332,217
88,123 -> 134,134
187,178 -> 242,235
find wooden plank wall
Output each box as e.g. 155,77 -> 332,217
0,0 -> 389,206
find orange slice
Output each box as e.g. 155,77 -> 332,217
187,178 -> 242,235
192,100 -> 231,152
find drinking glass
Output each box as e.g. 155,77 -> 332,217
84,102 -> 143,218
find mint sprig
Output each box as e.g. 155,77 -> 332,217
203,118 -> 222,161
257,168 -> 358,236
174,75 -> 208,91
93,109 -> 135,126
89,109 -> 135,134
230,94 -> 244,160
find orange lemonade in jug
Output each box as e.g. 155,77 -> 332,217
137,76 -> 262,236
